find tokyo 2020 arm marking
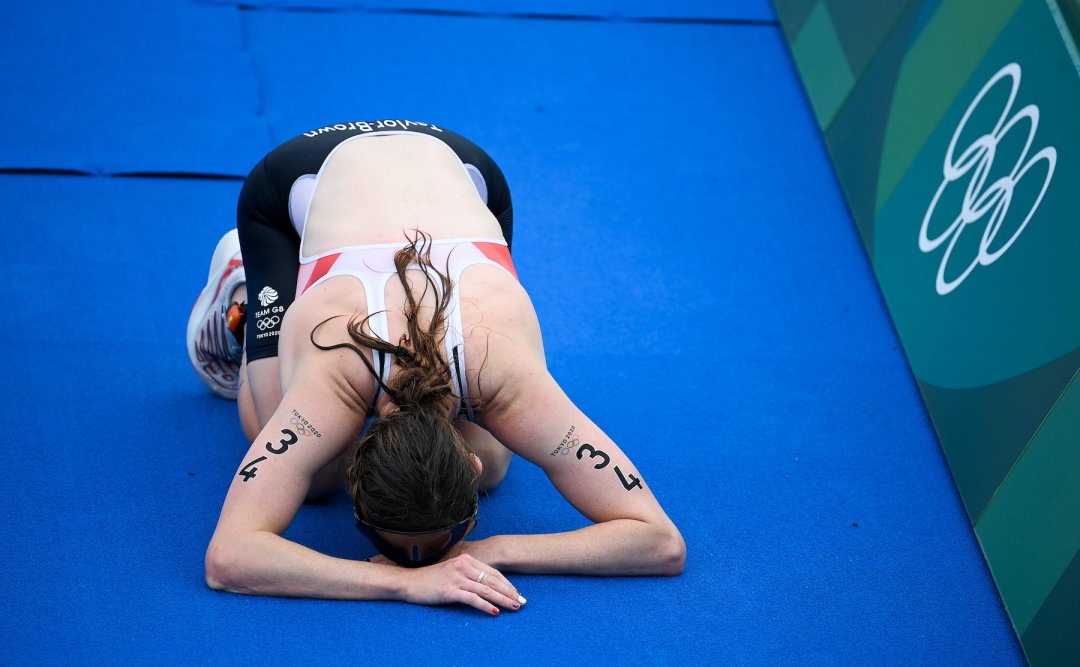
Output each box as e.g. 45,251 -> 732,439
550,425 -> 644,492
237,411 -> 322,483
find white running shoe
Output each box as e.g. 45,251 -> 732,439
187,229 -> 246,399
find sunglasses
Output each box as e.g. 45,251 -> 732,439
355,512 -> 477,568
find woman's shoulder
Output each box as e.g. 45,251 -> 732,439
459,264 -> 547,398
276,281 -> 379,409
459,263 -> 542,340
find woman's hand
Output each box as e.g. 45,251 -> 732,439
384,553 -> 527,615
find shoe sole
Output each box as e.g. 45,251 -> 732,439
187,229 -> 243,399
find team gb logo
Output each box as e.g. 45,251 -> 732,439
257,286 -> 279,307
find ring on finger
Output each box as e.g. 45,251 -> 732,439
476,570 -> 486,584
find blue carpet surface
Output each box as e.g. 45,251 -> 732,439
0,1 -> 1024,664
200,0 -> 775,22
0,1 -> 267,175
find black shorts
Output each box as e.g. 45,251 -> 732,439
235,120 -> 514,363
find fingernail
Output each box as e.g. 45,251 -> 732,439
492,607 -> 499,615
518,595 -> 527,605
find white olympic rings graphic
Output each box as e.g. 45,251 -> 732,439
257,316 -> 280,331
919,62 -> 1057,296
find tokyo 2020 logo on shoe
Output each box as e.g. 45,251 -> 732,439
257,286 -> 279,307
919,62 -> 1057,296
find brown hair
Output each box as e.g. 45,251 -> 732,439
310,232 -> 478,531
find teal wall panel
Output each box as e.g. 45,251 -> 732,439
775,0 -> 1080,663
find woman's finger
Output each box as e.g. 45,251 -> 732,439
444,555 -> 526,611
473,567 -> 525,606
449,556 -> 524,608
453,589 -> 501,616
451,555 -> 525,605
462,579 -> 521,610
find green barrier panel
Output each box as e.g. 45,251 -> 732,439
773,0 -> 1080,663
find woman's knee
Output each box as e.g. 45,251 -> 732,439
237,356 -> 260,443
306,454 -> 347,503
237,356 -> 284,442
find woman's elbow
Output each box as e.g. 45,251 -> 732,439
205,538 -> 244,592
653,527 -> 686,576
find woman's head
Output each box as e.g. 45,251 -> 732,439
349,405 -> 479,532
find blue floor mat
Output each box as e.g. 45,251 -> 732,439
0,0 -> 268,175
243,13 -> 792,174
202,0 -> 775,22
0,3 -> 1024,664
0,163 -> 1020,665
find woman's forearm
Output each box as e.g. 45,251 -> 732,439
489,519 -> 685,576
205,531 -> 403,600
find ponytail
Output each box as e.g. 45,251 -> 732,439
310,230 -> 459,417
309,231 -> 478,532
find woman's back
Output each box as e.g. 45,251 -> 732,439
302,133 -> 505,254
277,133 -> 542,413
